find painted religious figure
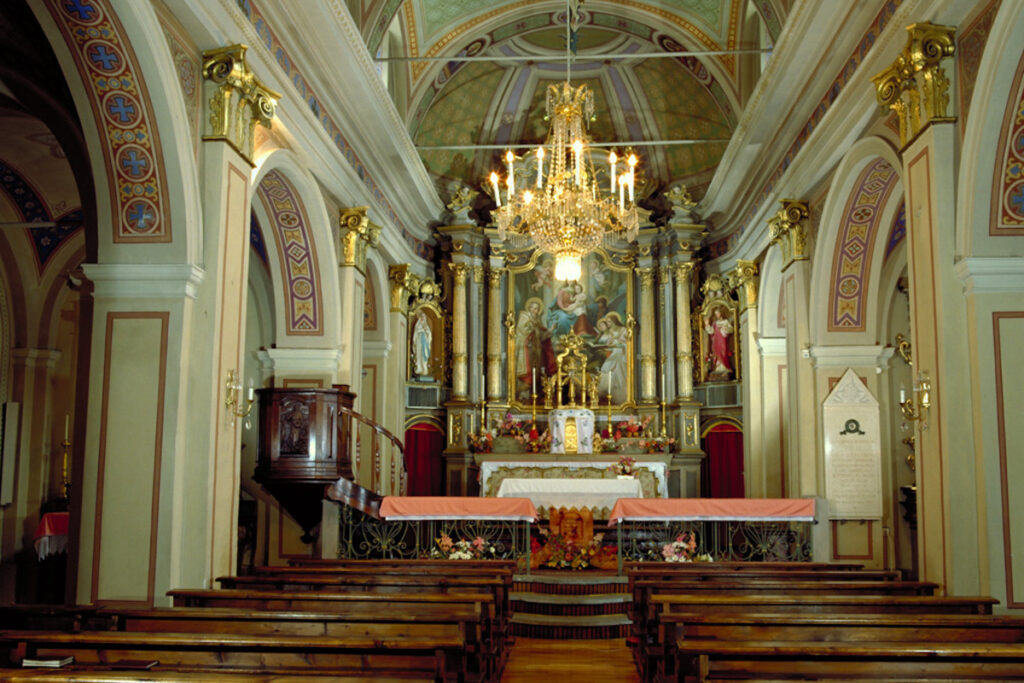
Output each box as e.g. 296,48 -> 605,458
509,251 -> 632,404
412,310 -> 433,379
514,297 -> 557,392
595,312 -> 629,404
704,305 -> 734,380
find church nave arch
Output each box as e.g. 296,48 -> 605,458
809,137 -> 904,347
251,150 -> 342,352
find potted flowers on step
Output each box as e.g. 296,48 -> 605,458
608,455 -> 639,479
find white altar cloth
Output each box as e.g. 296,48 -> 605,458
496,477 -> 642,514
479,459 -> 669,499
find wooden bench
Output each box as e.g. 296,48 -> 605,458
0,629 -> 469,681
169,588 -> 502,679
674,639 -> 1024,681
631,593 -> 998,682
656,611 -> 1024,681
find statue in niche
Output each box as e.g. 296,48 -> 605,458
704,304 -> 734,380
412,310 -> 433,379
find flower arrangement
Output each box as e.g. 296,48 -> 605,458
660,532 -> 713,562
636,436 -> 677,454
496,411 -> 529,438
468,431 -> 493,454
661,532 -> 697,562
532,529 -> 614,570
611,415 -> 652,440
607,454 -> 639,477
515,427 -> 551,453
432,533 -> 496,560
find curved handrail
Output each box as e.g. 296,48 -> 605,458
338,405 -> 404,455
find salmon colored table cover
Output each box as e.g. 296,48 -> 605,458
379,496 -> 538,521
33,511 -> 70,560
608,498 -> 816,525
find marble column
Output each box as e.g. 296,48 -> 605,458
449,262 -> 469,401
673,262 -> 695,399
637,267 -> 657,403
486,266 -> 503,401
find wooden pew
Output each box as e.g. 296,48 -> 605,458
632,593 -> 998,682
623,560 -> 864,572
658,611 -> 1024,681
674,639 -> 1024,681
169,588 -> 501,680
0,629 -> 469,681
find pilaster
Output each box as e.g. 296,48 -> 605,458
636,267 -> 657,403
731,260 -> 763,497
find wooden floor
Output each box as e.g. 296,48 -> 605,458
502,637 -> 641,682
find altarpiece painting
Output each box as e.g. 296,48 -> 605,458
506,249 -> 635,408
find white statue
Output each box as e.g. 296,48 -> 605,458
412,311 -> 432,378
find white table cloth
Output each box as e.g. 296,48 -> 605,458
496,477 -> 642,514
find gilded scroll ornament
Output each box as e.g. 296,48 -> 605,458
768,200 -> 810,270
338,207 -> 381,271
871,23 -> 956,147
388,264 -> 412,313
201,45 -> 280,165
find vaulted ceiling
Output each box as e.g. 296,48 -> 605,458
352,0 -> 785,205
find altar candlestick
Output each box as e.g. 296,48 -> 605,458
532,368 -> 537,395
900,387 -> 906,403
64,414 -> 69,441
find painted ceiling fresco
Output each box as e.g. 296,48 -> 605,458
362,0 -> 780,204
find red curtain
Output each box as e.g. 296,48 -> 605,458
404,423 -> 444,496
703,424 -> 744,498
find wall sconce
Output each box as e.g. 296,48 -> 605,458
899,372 -> 930,427
894,333 -> 912,366
225,369 -> 255,421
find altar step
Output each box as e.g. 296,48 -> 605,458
511,572 -> 631,639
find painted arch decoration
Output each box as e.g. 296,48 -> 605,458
255,169 -> 323,336
827,158 -> 899,332
44,0 -> 170,243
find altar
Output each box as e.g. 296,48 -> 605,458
496,477 -> 642,519
475,452 -> 670,511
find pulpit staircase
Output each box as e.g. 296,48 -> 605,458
511,571 -> 631,639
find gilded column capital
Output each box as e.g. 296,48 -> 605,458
201,44 -> 280,165
388,264 -> 412,313
768,199 -> 810,271
673,262 -> 695,282
338,207 -> 381,271
730,259 -> 760,311
486,268 -> 503,289
472,265 -> 485,284
637,267 -> 655,290
449,262 -> 470,284
871,23 -> 956,147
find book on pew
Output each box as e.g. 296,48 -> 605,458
111,659 -> 159,670
22,656 -> 74,668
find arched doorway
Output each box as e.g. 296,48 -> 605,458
404,421 -> 444,496
701,419 -> 744,498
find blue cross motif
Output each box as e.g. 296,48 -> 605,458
107,96 -> 136,123
120,149 -> 148,176
89,45 -> 119,71
63,0 -> 97,21
1010,185 -> 1024,216
127,203 -> 154,230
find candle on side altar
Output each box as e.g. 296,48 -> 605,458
532,368 -> 537,395
64,414 -> 69,441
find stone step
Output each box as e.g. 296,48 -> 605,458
511,612 -> 632,640
511,591 -> 630,605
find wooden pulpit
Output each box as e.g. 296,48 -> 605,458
255,385 -> 356,543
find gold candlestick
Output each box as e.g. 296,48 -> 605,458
479,398 -> 486,437
61,437 -> 71,499
659,400 -> 668,438
531,392 -> 537,429
606,392 -> 613,434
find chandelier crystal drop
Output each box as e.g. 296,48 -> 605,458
488,80 -> 640,281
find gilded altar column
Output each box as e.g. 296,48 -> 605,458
637,267 -> 657,403
673,262 -> 695,399
873,23 -> 979,594
486,266 -> 503,401
449,262 -> 469,401
730,260 -> 763,497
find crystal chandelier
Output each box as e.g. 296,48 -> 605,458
488,74 -> 640,282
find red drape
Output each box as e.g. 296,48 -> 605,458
702,424 -> 744,498
404,423 -> 444,496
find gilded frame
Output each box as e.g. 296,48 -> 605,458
505,248 -> 635,411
